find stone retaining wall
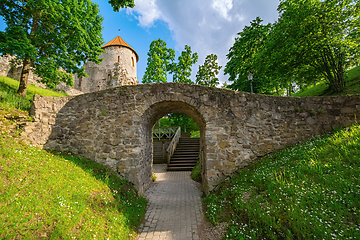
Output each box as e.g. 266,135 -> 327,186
22,83 -> 360,194
0,55 -> 43,86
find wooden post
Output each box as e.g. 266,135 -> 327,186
158,119 -> 161,140
162,141 -> 165,162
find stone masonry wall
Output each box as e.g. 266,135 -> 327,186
0,55 -> 44,87
22,83 -> 360,195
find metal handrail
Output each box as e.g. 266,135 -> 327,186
165,126 -> 181,166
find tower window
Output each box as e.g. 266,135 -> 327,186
118,56 -> 120,62
108,73 -> 111,80
131,57 -> 134,67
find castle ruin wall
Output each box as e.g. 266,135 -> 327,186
74,46 -> 138,93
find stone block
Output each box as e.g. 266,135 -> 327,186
341,107 -> 354,114
329,109 -> 341,116
219,142 -> 230,149
207,169 -> 217,177
306,117 -> 316,125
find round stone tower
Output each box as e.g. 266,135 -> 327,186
74,36 -> 139,93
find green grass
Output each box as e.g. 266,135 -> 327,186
0,110 -> 147,239
0,76 -> 67,112
191,160 -> 201,182
204,124 -> 360,239
293,81 -> 329,97
191,131 -> 200,138
293,65 -> 360,97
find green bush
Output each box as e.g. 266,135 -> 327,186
191,160 -> 201,182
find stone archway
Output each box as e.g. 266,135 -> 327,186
138,101 -> 207,193
24,83 -> 360,196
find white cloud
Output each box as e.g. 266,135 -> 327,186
131,0 -> 279,84
128,0 -> 161,27
211,0 -> 234,21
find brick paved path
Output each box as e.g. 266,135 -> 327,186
137,164 -> 203,240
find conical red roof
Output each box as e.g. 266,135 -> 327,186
101,36 -> 139,62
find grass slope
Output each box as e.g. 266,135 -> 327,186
293,66 -> 360,97
0,108 -> 147,239
0,76 -> 67,112
204,124 -> 360,239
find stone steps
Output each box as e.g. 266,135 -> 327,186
167,137 -> 200,171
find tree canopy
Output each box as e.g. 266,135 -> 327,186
0,0 -> 104,97
108,0 -> 135,11
169,45 -> 198,84
142,39 -> 175,83
196,54 -> 222,87
226,0 -> 360,94
225,17 -> 273,94
277,0 -> 360,92
166,113 -> 199,133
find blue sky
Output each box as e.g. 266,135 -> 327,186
92,0 -> 178,84
0,0 -> 279,85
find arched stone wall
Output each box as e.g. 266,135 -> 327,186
22,83 -> 360,195
138,101 -> 206,194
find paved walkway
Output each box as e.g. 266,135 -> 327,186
137,164 -> 203,240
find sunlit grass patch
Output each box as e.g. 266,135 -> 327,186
191,130 -> 200,138
0,76 -> 67,112
0,131 -> 147,239
293,65 -> 360,97
204,124 -> 360,239
292,81 -> 328,97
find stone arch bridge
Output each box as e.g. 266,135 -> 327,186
22,83 -> 360,195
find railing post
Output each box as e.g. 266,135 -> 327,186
162,141 -> 165,162
165,126 -> 181,166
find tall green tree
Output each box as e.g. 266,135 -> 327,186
166,46 -> 198,132
225,16 -> 297,95
0,0 -> 104,97
170,45 -> 198,84
143,39 -> 175,83
108,0 -> 135,11
167,113 -> 199,133
224,17 -> 271,93
225,17 -> 274,94
195,54 -> 222,87
266,0 -> 360,93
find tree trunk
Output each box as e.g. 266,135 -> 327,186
288,85 -> 292,96
17,14 -> 39,97
321,47 -> 345,93
331,69 -> 345,93
17,57 -> 31,98
286,86 -> 292,96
